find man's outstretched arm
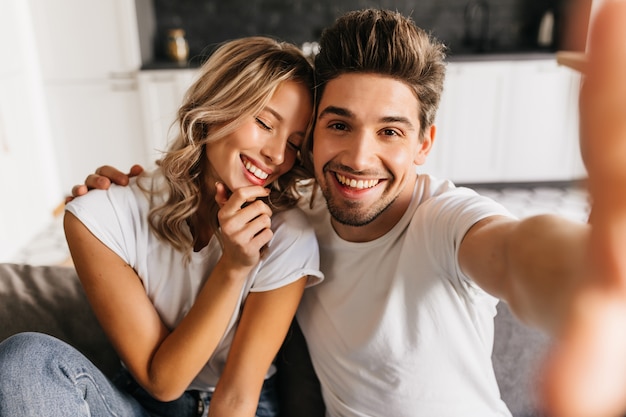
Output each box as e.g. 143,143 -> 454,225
541,1 -> 626,416
460,2 -> 626,416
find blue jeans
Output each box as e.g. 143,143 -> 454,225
0,332 -> 279,417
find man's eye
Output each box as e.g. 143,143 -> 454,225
383,129 -> 399,136
256,118 -> 272,131
330,122 -> 347,131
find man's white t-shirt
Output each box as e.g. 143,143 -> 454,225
297,174 -> 515,417
65,175 -> 323,391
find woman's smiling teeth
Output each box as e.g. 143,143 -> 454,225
244,160 -> 269,180
336,173 -> 379,189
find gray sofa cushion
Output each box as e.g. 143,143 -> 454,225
0,262 -> 550,416
0,263 -> 119,378
493,302 -> 550,417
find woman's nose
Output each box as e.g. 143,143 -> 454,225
261,137 -> 286,165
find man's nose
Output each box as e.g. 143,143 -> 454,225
341,131 -> 376,170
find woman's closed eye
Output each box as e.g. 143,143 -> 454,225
287,140 -> 300,151
256,117 -> 272,131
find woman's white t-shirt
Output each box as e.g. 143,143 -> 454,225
66,175 -> 323,391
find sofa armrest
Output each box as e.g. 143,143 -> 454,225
0,263 -> 119,378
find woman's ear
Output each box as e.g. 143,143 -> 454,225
414,124 -> 436,165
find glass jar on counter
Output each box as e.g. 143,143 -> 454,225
166,28 -> 189,63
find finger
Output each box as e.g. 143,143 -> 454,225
128,164 -> 144,177
70,184 -> 88,198
587,0 -> 626,82
229,216 -> 274,256
94,165 -> 131,186
220,200 -> 274,230
84,174 -> 112,190
228,186 -> 271,210
582,0 -> 626,184
218,202 -> 273,237
214,182 -> 230,208
249,227 -> 274,250
219,213 -> 273,266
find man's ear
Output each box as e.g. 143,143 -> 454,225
414,124 -> 436,165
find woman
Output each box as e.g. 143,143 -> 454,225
0,37 -> 322,417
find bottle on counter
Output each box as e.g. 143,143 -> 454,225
166,28 -> 189,64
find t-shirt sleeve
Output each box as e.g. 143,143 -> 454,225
249,208 -> 324,292
417,186 -> 515,291
64,185 -> 139,266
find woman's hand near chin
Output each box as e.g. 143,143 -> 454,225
214,182 -> 273,270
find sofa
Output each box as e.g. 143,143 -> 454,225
0,262 -> 550,416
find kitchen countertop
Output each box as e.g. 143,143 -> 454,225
446,51 -> 556,62
141,51 -> 557,71
141,59 -> 204,71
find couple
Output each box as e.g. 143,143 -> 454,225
3,4 -> 626,417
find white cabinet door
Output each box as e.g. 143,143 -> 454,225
138,69 -> 199,163
500,61 -> 584,182
45,79 -> 149,191
429,59 -> 583,184
28,0 -> 141,80
427,61 -> 511,183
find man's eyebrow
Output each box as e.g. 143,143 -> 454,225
317,106 -> 354,119
380,116 -> 416,130
318,106 -> 416,130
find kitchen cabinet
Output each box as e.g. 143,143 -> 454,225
500,60 -> 583,182
136,59 -> 584,186
43,79 -> 148,190
0,0 -> 61,261
137,69 -> 199,164
28,0 -> 149,191
28,0 -> 141,81
421,61 -> 511,182
423,58 -> 585,184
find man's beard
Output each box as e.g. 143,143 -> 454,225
322,186 -> 396,227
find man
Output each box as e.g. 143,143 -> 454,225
73,3 -> 626,417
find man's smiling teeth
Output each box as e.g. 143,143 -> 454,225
336,173 -> 379,189
244,161 -> 269,180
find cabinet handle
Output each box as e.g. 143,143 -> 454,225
109,71 -> 136,80
149,75 -> 176,83
111,82 -> 138,92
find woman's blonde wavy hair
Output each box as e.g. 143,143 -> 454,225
140,36 -> 315,258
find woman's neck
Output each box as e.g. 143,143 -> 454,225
189,194 -> 216,252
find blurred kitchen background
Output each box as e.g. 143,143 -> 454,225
0,0 -> 598,263
145,0 -> 588,63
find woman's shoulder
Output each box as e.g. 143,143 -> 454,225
267,207 -> 318,252
271,206 -> 315,232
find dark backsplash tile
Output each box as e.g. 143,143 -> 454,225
148,0 -> 584,63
